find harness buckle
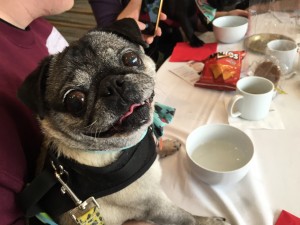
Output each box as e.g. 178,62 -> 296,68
51,161 -> 105,225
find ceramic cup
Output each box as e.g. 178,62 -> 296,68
227,76 -> 274,121
266,39 -> 298,74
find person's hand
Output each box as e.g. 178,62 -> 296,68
215,9 -> 249,19
123,220 -> 155,225
227,9 -> 249,18
116,0 -> 167,44
137,12 -> 167,44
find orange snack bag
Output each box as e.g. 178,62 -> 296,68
195,51 -> 246,91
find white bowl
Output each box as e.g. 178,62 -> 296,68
213,16 -> 248,44
186,124 -> 254,186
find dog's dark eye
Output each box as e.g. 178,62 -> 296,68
122,51 -> 142,67
64,90 -> 86,117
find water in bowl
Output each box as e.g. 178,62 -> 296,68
191,140 -> 248,171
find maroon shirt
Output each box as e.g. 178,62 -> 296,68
0,18 -> 67,225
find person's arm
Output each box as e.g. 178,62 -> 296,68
89,0 -> 167,44
88,0 -> 143,28
89,0 -> 124,27
0,103 -> 33,225
116,0 -> 141,21
0,174 -> 25,225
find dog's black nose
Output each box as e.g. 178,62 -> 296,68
99,76 -> 127,98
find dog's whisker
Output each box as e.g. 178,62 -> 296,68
84,119 -> 98,129
94,129 -> 100,139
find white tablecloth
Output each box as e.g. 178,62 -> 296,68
155,12 -> 300,225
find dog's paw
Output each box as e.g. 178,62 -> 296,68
189,35 -> 205,47
157,139 -> 181,158
194,216 -> 231,225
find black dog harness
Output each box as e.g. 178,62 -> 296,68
19,129 -> 157,223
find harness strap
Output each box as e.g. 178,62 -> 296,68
18,170 -> 57,217
18,129 -> 157,222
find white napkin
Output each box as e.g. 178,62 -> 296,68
169,61 -> 204,85
225,101 -> 285,130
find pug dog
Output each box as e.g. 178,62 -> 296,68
18,18 -> 230,225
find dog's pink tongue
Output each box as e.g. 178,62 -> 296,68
119,103 -> 141,124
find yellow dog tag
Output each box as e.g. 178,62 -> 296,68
69,197 -> 105,225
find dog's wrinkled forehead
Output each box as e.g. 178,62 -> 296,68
47,29 -> 155,95
61,32 -> 137,70
57,17 -> 148,74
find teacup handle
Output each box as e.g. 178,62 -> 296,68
227,95 -> 243,118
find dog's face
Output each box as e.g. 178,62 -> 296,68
18,19 -> 156,152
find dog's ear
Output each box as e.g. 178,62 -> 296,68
102,18 -> 149,48
17,56 -> 52,119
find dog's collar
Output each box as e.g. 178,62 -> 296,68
19,128 -> 157,222
85,129 -> 148,153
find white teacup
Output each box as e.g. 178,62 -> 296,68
266,39 -> 298,74
227,76 -> 274,121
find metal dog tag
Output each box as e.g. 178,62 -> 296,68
69,197 -> 105,225
52,161 -> 105,225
